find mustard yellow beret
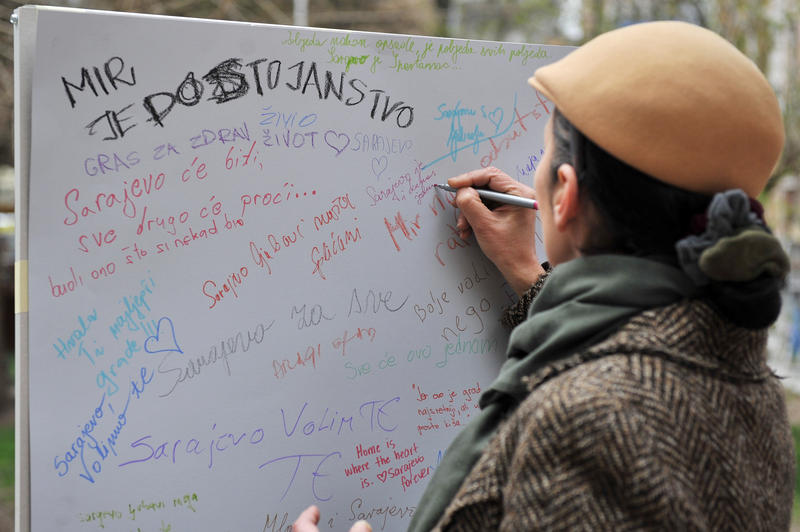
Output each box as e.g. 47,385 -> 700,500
528,21 -> 784,197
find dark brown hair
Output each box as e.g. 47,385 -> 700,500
550,108 -> 711,258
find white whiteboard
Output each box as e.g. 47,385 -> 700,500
15,6 -> 567,530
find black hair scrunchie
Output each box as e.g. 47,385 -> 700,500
675,189 -> 789,329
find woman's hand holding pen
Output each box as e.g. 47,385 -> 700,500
448,167 -> 544,296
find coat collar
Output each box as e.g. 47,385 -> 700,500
524,299 -> 772,392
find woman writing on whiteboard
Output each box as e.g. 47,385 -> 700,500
295,21 -> 794,531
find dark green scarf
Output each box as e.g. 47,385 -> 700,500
408,255 -> 696,531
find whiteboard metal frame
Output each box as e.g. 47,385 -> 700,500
13,6 -> 36,532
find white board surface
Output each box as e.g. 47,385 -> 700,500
15,6 -> 567,530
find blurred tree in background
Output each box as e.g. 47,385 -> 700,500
0,0 -> 798,183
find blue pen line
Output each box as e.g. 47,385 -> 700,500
422,93 -> 519,171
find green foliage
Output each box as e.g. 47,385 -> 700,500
0,424 -> 12,504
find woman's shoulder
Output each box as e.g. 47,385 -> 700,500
503,299 -> 792,486
511,298 -> 785,437
523,298 -> 773,394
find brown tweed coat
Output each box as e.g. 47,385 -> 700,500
434,300 -> 795,531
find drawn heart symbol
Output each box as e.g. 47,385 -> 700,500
144,317 -> 184,354
372,156 -> 388,179
377,471 -> 388,483
324,130 -> 351,156
487,107 -> 504,132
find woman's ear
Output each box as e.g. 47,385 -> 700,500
552,163 -> 581,231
